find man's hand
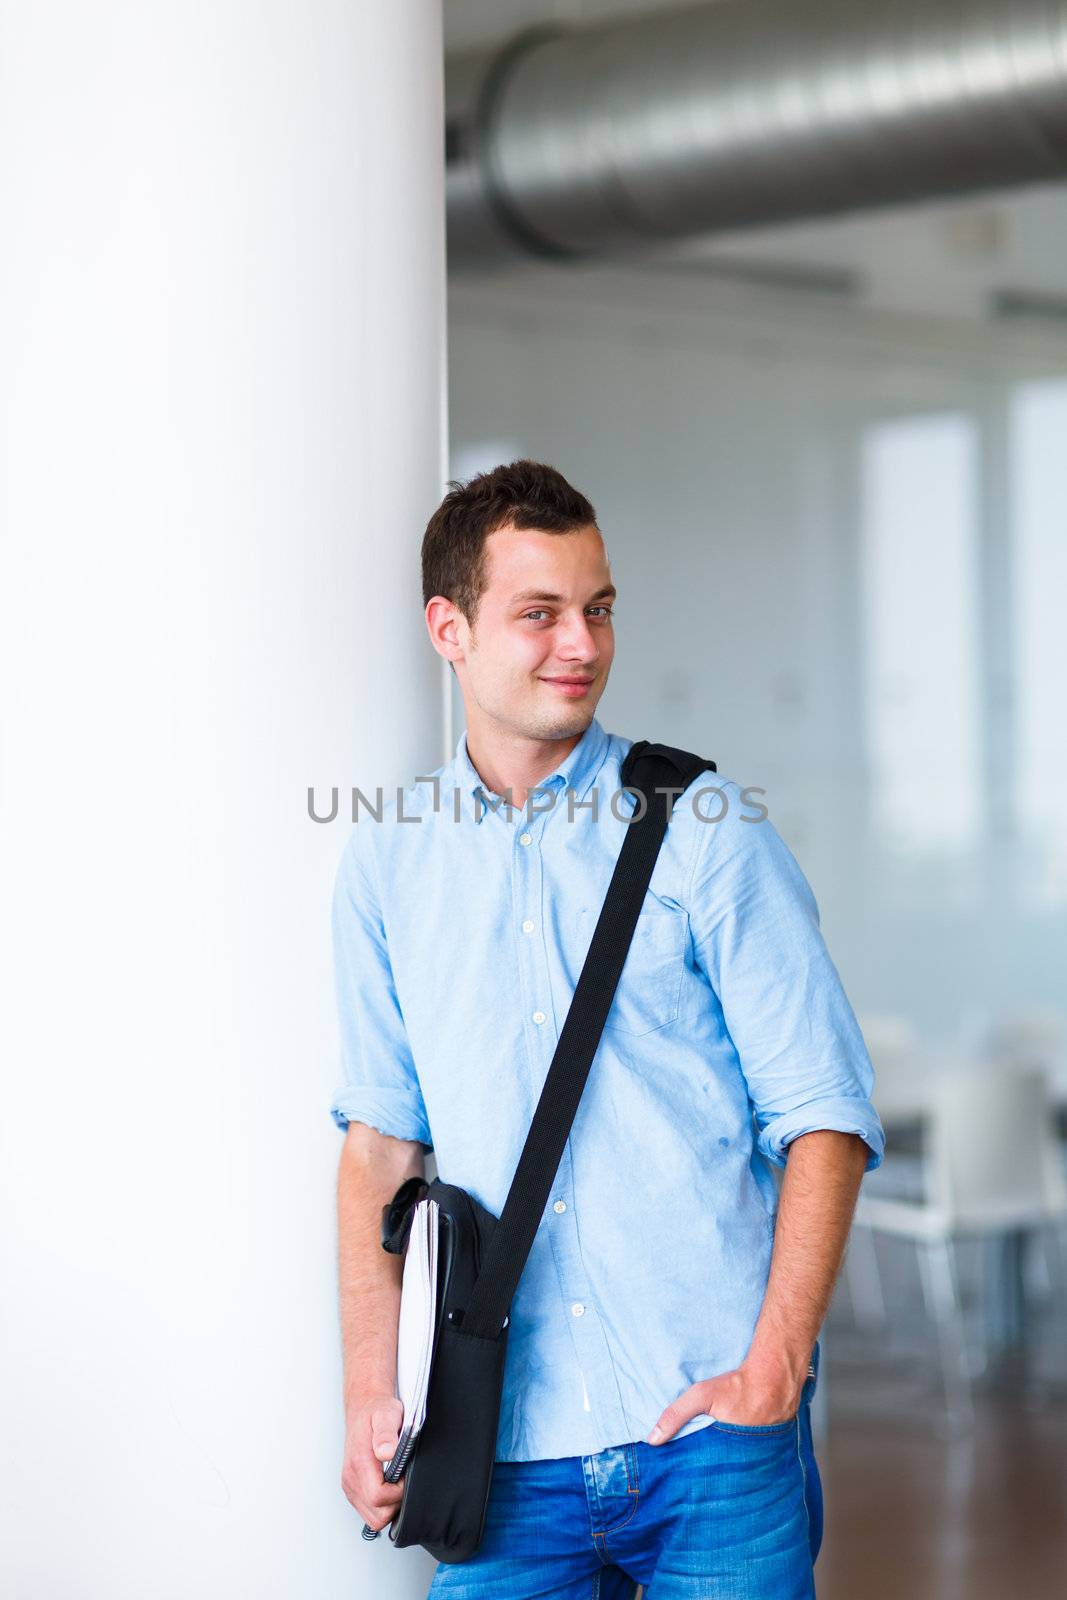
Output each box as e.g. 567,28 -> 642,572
646,1351 -> 805,1444
341,1393 -> 407,1531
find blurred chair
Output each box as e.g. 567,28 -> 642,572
857,1012 -> 926,1197
842,1015 -> 927,1330
850,1061 -> 1067,1428
984,1007 -> 1065,1065
981,1009 -> 1067,1303
859,1013 -> 917,1059
984,1008 -> 1067,1107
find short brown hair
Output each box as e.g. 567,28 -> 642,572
421,458 -> 598,631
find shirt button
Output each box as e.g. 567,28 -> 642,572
532,1010 -> 546,1025
553,1199 -> 567,1213
521,919 -> 535,933
518,832 -> 532,847
571,1302 -> 585,1317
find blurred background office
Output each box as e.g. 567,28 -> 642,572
444,2 -> 1067,1596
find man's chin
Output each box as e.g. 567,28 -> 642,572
532,692 -> 599,737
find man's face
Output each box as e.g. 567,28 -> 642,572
452,522 -> 616,741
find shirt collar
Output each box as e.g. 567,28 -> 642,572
452,715 -> 610,825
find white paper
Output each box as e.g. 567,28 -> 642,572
393,1196 -> 439,1453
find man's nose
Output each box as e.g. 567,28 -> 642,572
557,615 -> 600,661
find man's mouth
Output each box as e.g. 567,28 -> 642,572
540,676 -> 595,695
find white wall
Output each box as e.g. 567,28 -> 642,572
0,5 -> 445,1596
448,264 -> 1067,1047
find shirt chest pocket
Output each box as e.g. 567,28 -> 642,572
577,904 -> 689,1036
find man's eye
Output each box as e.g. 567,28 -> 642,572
521,607 -> 614,621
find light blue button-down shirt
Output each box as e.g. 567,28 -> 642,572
329,715 -> 884,1462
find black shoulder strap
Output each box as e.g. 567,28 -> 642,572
459,740 -> 717,1340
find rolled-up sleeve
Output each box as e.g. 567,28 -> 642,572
329,829 -> 433,1152
689,787 -> 884,1172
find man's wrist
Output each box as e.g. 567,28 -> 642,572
344,1371 -> 398,1422
742,1333 -> 813,1395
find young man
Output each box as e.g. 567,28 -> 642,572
331,460 -> 884,1599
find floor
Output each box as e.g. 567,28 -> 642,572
812,1210 -> 1067,1600
816,1357 -> 1067,1600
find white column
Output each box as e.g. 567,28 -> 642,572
0,5 -> 445,1596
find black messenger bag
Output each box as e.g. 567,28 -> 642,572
369,739 -> 717,1564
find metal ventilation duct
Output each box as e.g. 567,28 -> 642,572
446,0 -> 1067,269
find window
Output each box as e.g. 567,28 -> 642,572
1009,380 -> 1067,908
860,412 -> 981,855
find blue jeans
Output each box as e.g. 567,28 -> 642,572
427,1349 -> 823,1599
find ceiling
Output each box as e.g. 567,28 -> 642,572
444,0 -> 1067,321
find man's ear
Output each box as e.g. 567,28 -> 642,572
422,595 -> 463,662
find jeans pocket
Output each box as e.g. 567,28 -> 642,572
708,1414 -> 798,1435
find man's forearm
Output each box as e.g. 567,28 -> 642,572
745,1129 -> 870,1389
336,1133 -> 424,1420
